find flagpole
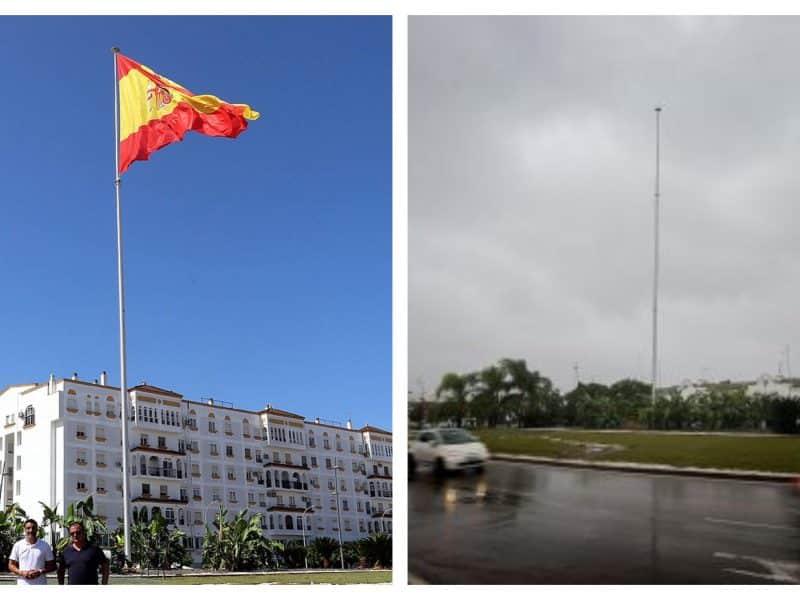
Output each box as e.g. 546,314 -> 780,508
112,46 -> 132,561
651,106 -> 662,407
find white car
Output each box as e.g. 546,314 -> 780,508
408,428 -> 489,477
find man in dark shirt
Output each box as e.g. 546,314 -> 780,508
57,522 -> 109,585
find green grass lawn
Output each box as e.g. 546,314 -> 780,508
476,428 -> 800,473
0,571 -> 391,585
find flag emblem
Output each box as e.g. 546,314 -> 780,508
117,53 -> 259,173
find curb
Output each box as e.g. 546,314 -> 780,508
491,453 -> 800,483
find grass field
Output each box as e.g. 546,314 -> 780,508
0,571 -> 391,585
475,428 -> 800,473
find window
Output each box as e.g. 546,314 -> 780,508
158,436 -> 167,449
24,405 -> 35,426
212,488 -> 221,502
244,448 -> 252,460
210,443 -> 218,455
226,445 -> 234,458
302,456 -> 308,467
208,418 -> 217,433
16,431 -> 22,445
160,485 -> 168,497
323,439 -> 330,450
142,483 -> 151,496
228,490 -> 237,502
16,455 -> 22,470
325,458 -> 332,469
140,434 -> 149,447
96,452 -> 106,467
96,426 -> 106,441
16,480 -> 21,495
97,478 -> 106,493
311,457 -> 317,468
342,499 -> 349,511
165,508 -> 175,524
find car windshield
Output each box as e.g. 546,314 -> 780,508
439,429 -> 475,444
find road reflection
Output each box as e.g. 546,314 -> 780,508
409,461 -> 800,584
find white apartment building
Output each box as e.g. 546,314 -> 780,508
0,372 -> 392,564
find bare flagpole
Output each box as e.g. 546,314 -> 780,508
651,106 -> 662,407
112,46 -> 132,561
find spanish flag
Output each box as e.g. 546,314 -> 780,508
117,53 -> 259,173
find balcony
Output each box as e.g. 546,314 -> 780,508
106,411 -> 116,419
192,494 -> 202,501
211,473 -> 221,480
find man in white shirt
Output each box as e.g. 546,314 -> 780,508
8,519 -> 56,585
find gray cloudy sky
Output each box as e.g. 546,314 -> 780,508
409,16 -> 800,396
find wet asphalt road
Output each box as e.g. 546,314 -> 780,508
409,461 -> 800,584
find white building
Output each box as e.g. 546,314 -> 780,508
675,374 -> 800,400
0,372 -> 392,563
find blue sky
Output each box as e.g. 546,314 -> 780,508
0,16 -> 392,430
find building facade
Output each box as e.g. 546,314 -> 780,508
0,372 -> 392,563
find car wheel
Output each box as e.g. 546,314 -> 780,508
474,464 -> 485,474
434,457 -> 447,477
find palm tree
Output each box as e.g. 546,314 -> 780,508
358,533 -> 392,568
58,496 -> 108,552
310,536 -> 339,569
0,503 -> 27,568
476,365 -> 505,427
202,506 -> 280,571
38,501 -> 61,551
500,358 -> 537,427
436,372 -> 471,427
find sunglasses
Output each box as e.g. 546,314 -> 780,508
69,531 -> 84,537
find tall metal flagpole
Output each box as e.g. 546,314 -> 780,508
112,46 -> 132,561
651,107 -> 662,406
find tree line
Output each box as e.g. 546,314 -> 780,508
409,358 -> 800,433
0,497 -> 391,574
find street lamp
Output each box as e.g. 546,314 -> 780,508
301,502 -> 313,569
374,508 -> 391,535
332,458 -> 346,569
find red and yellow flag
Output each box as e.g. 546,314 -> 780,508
117,53 -> 259,173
